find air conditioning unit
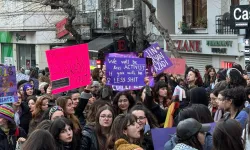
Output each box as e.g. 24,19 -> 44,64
118,16 -> 132,28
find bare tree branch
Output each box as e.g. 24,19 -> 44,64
141,0 -> 182,59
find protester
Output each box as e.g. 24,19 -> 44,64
22,129 -> 56,150
81,105 -> 115,149
27,95 -> 37,113
42,106 -> 64,121
222,87 -> 248,128
173,118 -> 211,150
130,104 -> 158,150
0,104 -> 27,150
22,83 -> 34,103
49,117 -> 77,150
29,94 -> 51,134
213,118 -> 244,150
226,68 -> 247,88
113,91 -> 136,115
153,81 -> 172,110
12,92 -> 32,134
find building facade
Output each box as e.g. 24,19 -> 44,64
149,0 -> 248,75
0,1 -> 67,70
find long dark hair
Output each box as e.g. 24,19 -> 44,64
213,119 -> 244,150
95,105 -> 115,149
22,129 -> 56,150
207,67 -> 216,83
227,68 -> 247,88
153,81 -> 170,108
113,91 -> 135,115
177,104 -> 213,125
49,117 -> 77,150
106,114 -> 126,149
129,104 -> 159,128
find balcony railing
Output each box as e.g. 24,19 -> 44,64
215,15 -> 239,34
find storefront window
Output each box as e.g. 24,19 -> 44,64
1,44 -> 13,64
184,0 -> 207,28
17,44 -> 36,70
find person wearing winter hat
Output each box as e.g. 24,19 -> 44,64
22,83 -> 34,103
0,104 -> 27,150
49,106 -> 64,121
115,138 -> 143,150
173,118 -> 211,150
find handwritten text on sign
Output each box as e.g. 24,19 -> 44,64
144,43 -> 173,74
46,44 -> 91,94
0,66 -> 18,104
106,57 -> 146,86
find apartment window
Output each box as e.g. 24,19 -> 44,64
84,0 -> 98,12
113,0 -> 134,10
184,0 -> 207,28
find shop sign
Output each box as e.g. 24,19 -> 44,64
211,48 -> 227,53
56,18 -> 69,39
166,40 -> 202,52
230,5 -> 250,29
206,40 -> 233,47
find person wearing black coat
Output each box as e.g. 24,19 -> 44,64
12,93 -> 32,134
0,104 -> 27,150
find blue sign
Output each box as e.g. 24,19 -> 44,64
106,57 -> 146,86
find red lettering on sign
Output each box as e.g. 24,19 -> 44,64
166,40 -> 201,52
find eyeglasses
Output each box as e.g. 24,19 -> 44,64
100,115 -> 112,119
137,116 -> 146,121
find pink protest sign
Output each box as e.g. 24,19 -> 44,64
46,44 -> 91,94
164,58 -> 186,75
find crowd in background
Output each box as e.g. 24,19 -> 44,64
1,63 -> 250,150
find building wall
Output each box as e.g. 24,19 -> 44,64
157,0 -> 175,34
36,45 -> 50,69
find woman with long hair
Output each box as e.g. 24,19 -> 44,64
153,81 -> 172,110
130,104 -> 159,150
226,68 -> 247,88
107,114 -> 143,150
213,118 -> 244,150
113,91 -> 136,115
29,94 -> 50,134
204,67 -> 217,89
27,95 -> 37,113
49,117 -> 77,150
81,105 -> 115,150
22,129 -> 56,150
56,96 -> 82,147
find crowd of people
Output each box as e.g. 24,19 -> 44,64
1,63 -> 250,150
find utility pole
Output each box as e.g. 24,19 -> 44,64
134,0 -> 144,52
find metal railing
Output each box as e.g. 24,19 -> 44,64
215,15 -> 239,34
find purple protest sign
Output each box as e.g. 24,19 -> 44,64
106,57 -> 146,86
144,43 -> 173,74
0,66 -> 18,104
151,122 -> 216,150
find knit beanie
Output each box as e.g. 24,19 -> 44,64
49,106 -> 64,120
23,83 -> 33,91
115,139 -> 142,150
0,104 -> 15,123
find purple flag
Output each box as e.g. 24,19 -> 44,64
144,43 -> 173,74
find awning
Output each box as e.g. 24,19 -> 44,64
87,35 -> 114,53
